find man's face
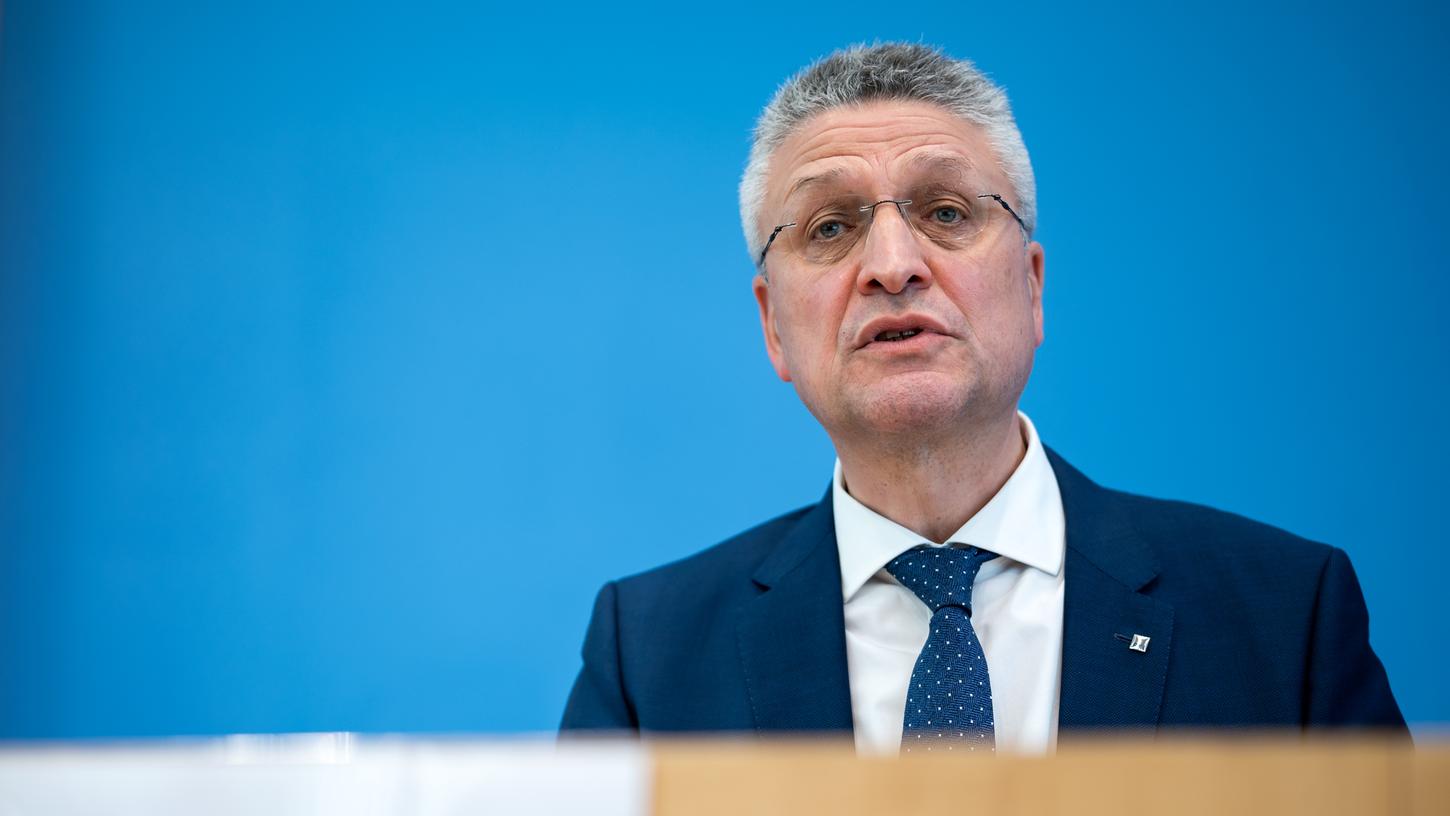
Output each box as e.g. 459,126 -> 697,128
753,100 -> 1046,442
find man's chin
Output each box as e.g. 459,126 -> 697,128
844,380 -> 975,438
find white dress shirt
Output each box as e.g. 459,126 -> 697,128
833,411 -> 1066,756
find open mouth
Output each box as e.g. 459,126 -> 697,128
875,328 -> 924,342
857,314 -> 950,349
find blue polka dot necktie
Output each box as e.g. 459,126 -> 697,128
886,544 -> 998,754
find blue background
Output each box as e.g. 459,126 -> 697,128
3,1 -> 1447,739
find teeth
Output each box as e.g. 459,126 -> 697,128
879,329 -> 922,341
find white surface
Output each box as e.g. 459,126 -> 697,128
834,410 -> 1066,756
0,734 -> 649,816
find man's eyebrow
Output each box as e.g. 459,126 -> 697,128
905,153 -> 976,179
784,167 -> 851,202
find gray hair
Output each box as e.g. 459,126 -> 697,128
739,43 -> 1036,266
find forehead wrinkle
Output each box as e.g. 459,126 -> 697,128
789,132 -> 964,172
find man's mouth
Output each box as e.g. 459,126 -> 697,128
856,314 -> 951,349
875,328 -> 923,342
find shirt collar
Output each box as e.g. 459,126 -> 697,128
833,411 -> 1066,602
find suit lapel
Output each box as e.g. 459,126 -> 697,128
736,492 -> 855,733
1047,448 -> 1175,731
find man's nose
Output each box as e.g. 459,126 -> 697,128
856,203 -> 933,295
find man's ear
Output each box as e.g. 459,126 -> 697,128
752,273 -> 792,382
1026,241 -> 1046,348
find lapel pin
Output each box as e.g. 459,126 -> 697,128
1114,633 -> 1152,653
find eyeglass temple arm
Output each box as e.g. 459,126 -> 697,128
978,193 -> 1029,242
757,222 -> 796,269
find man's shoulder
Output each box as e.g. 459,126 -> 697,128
1096,480 -> 1339,582
1047,447 -> 1337,570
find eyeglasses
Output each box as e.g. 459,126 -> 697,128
757,190 -> 1027,270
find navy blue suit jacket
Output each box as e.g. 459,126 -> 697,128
561,449 -> 1405,734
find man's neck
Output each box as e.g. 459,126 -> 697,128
836,412 -> 1028,545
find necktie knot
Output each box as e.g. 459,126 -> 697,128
885,545 -> 997,614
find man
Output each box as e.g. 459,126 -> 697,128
560,43 -> 1405,753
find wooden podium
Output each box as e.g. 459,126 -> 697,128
653,736 -> 1447,816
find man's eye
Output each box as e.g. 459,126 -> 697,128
932,205 -> 963,224
813,220 -> 847,240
